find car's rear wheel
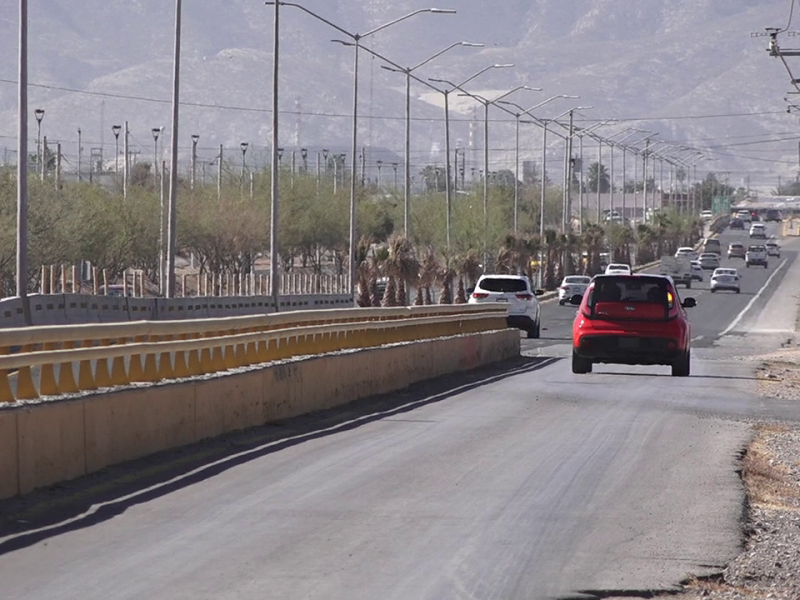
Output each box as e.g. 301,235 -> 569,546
572,351 -> 592,374
736,288 -> 740,294
710,288 -> 716,293
532,320 -> 541,338
671,351 -> 690,377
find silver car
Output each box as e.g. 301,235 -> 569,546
698,252 -> 721,270
710,268 -> 740,294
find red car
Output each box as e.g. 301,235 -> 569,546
569,274 -> 696,376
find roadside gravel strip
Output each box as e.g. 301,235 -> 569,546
658,357 -> 800,599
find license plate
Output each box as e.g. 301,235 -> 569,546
496,298 -> 509,302
619,338 -> 638,349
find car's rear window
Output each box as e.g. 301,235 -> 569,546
565,276 -> 591,284
748,245 -> 766,251
590,277 -> 672,307
478,278 -> 528,293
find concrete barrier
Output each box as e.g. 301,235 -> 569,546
0,328 -> 519,498
0,297 -> 25,328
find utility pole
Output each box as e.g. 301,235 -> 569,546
77,128 -> 82,182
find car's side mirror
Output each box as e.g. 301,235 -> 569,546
569,294 -> 583,306
534,289 -> 544,296
681,297 -> 697,308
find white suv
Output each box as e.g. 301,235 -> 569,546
468,275 -> 543,338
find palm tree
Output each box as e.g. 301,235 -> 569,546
419,248 -> 440,305
355,236 -> 373,307
635,224 -> 658,265
581,224 -> 606,275
542,228 -> 559,290
587,162 -> 610,193
438,262 -> 456,304
371,246 -> 389,306
382,236 -> 418,307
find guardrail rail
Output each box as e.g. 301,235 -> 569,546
0,304 -> 509,404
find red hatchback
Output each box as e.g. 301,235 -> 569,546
569,274 -> 696,376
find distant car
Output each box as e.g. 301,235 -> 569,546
710,268 -> 741,294
735,210 -> 752,223
690,261 -> 705,282
703,238 -> 722,255
745,245 -> 769,268
749,223 -> 767,238
570,274 -> 696,377
765,240 -> 781,257
765,209 -> 783,223
727,243 -> 746,259
558,275 -> 592,306
675,247 -> 698,261
468,274 -> 543,338
729,218 -> 745,230
700,209 -> 714,220
698,252 -> 721,270
750,212 -> 761,222
605,263 -> 632,275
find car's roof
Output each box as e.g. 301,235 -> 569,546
478,274 -> 528,280
699,252 -> 718,257
607,263 -> 630,268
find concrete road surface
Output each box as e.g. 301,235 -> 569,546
1,223 -> 799,600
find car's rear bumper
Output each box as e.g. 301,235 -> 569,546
711,284 -> 739,291
573,334 -> 683,365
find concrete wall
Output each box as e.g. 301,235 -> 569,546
0,329 -> 519,499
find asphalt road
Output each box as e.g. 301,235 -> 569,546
2,222 -> 800,600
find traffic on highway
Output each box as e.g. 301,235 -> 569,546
1,219 -> 798,599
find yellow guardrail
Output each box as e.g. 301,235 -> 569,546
0,305 -> 508,404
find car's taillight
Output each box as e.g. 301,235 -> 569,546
516,293 -> 533,300
472,292 -> 489,299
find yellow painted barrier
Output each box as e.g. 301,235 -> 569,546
0,305 -> 509,403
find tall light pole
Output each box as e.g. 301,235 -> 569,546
455,85 -> 542,267
497,95 -> 580,234
431,64 -> 515,250
269,1 -> 280,307
34,108 -> 44,176
240,141 -> 249,184
191,134 -> 199,190
18,0 -> 30,306
112,124 -> 122,183
164,0 -> 182,298
151,127 -> 161,188
270,2 -> 457,298
379,41 -> 482,239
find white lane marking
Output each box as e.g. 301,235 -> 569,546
719,258 -> 788,337
692,335 -> 705,342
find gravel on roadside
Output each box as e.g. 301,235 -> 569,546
656,349 -> 800,600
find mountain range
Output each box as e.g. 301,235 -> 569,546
0,0 -> 797,191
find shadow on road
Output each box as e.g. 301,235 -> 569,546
591,370 -> 759,382
0,355 -> 560,555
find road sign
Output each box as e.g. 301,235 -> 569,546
712,195 -> 731,215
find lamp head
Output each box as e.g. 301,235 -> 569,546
301,148 -> 308,158
191,134 -> 200,144
34,108 -> 45,123
112,125 -> 122,137
152,128 -> 161,140
240,142 -> 249,152
429,8 -> 457,14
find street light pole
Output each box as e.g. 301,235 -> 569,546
164,0 -> 182,298
273,2 -> 458,299
112,124 -> 121,184
431,63 -> 515,251
191,134 -> 199,190
240,141 -> 249,185
34,108 -> 44,177
152,127 -> 161,188
18,0 -> 30,305
381,41 -> 481,240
